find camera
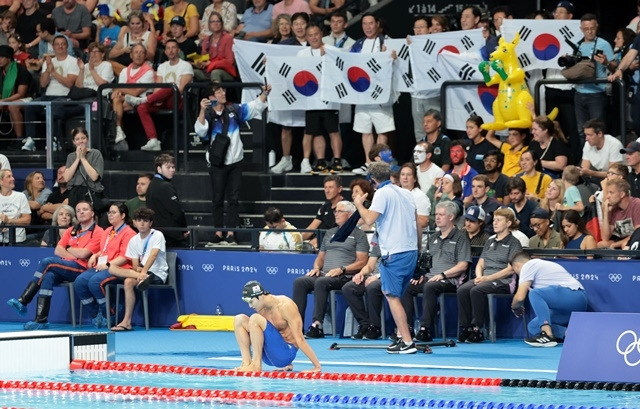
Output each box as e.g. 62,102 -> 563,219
558,55 -> 581,67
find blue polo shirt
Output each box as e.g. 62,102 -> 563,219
241,4 -> 273,33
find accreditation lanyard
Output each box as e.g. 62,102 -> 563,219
69,223 -> 95,246
139,230 -> 155,264
100,223 -> 127,256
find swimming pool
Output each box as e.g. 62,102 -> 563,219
1,363 -> 639,409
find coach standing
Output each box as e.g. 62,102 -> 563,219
353,162 -> 419,354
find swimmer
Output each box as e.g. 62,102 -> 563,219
233,281 -> 322,373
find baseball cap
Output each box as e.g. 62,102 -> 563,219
530,207 -> 551,220
170,16 -> 186,26
620,141 -> 640,154
556,1 -> 575,14
242,280 -> 265,301
464,206 -> 486,222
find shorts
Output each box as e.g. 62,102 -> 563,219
262,321 -> 297,367
305,110 -> 339,135
353,104 -> 395,134
379,250 -> 418,297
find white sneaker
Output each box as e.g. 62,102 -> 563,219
21,137 -> 35,151
270,156 -> 293,174
125,94 -> 146,107
115,126 -> 126,144
141,138 -> 161,151
300,158 -> 312,173
352,163 -> 370,175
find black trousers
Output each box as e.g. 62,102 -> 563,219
208,160 -> 242,230
401,279 -> 457,329
341,278 -> 384,328
292,275 -> 350,327
457,279 -> 510,328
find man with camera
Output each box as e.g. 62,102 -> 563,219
571,14 -> 613,145
399,201 -> 472,343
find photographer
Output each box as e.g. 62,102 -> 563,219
570,14 -> 613,143
194,82 -> 270,245
399,201 -> 471,343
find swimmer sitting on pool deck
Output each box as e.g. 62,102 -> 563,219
234,281 -> 322,373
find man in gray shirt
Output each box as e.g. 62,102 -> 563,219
52,0 -> 92,49
401,201 -> 472,342
292,201 -> 369,338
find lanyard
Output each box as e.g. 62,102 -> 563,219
70,223 -> 95,244
140,230 -> 155,263
100,223 -> 127,255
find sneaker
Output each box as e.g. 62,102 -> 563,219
304,325 -> 324,339
414,327 -> 433,343
141,138 -> 161,151
115,126 -> 127,144
21,137 -> 35,152
225,235 -> 237,245
300,158 -> 312,173
352,163 -> 370,175
52,137 -> 61,152
351,325 -> 368,340
124,94 -> 146,106
465,327 -> 485,343
389,326 -> 414,343
7,298 -> 27,316
24,320 -> 49,330
524,331 -> 558,347
386,340 -> 418,354
270,156 -> 293,174
363,325 -> 382,340
330,158 -> 343,173
310,159 -> 329,175
458,326 -> 472,343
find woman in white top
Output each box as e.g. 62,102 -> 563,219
200,0 -> 238,36
76,42 -> 114,91
109,10 -> 158,75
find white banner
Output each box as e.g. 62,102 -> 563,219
385,38 -> 413,93
440,51 -> 497,131
320,47 -> 393,105
501,19 -> 582,71
266,55 -> 339,111
409,29 -> 485,94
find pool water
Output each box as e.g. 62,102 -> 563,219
0,370 -> 639,409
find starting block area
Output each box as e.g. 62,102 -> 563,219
0,330 -> 114,374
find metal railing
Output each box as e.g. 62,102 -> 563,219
0,100 -> 92,169
96,83 -> 179,167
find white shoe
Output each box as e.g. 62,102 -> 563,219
141,138 -> 161,151
115,126 -> 126,144
300,158 -> 312,173
21,137 -> 35,151
352,163 -> 370,175
270,156 -> 293,174
125,94 -> 146,107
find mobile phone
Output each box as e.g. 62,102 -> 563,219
596,49 -> 603,55
209,99 -> 218,108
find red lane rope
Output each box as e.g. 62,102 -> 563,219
69,359 -> 503,386
0,379 -> 295,402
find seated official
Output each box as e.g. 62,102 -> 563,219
401,201 -> 472,342
510,252 -> 587,347
259,207 -> 302,251
457,207 -> 522,343
292,200 -> 368,338
7,200 -> 103,330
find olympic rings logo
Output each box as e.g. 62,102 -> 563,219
266,267 -> 278,275
616,330 -> 640,366
202,264 -> 214,273
19,259 -> 30,268
609,274 -> 623,283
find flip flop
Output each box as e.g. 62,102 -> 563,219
137,273 -> 156,292
111,325 -> 133,332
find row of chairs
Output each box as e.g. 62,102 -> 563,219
59,252 -> 180,331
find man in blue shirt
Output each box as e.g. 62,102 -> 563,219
232,0 -> 273,42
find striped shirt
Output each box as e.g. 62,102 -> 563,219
426,227 -> 472,280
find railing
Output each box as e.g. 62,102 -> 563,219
0,100 -> 92,169
96,83 -> 179,167
181,82 -> 266,173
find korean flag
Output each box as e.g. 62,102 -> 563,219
385,38 -> 414,93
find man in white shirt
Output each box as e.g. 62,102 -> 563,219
321,11 -> 354,49
111,44 -> 155,150
126,39 -> 193,151
23,35 -> 79,152
0,169 -> 31,244
413,141 -> 444,195
580,119 -> 624,182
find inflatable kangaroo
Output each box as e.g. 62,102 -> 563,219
479,33 -> 556,131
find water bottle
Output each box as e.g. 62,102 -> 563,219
215,304 -> 223,315
268,150 -> 276,168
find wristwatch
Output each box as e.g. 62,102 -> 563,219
340,266 -> 346,274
